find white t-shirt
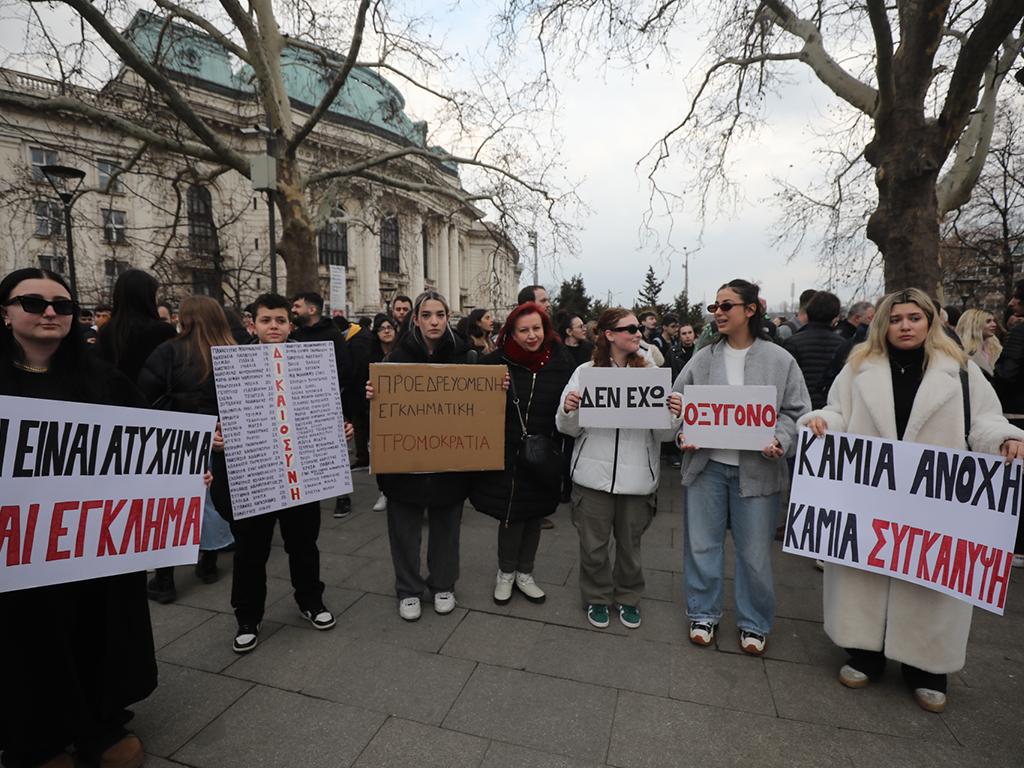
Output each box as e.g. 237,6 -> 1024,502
708,344 -> 749,466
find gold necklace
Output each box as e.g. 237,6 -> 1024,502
13,361 -> 49,373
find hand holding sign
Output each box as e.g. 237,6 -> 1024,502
563,390 -> 580,414
1000,439 -> 1024,463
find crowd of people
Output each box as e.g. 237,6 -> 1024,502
3,265 -> 1024,767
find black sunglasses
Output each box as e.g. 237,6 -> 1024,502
707,301 -> 748,313
610,324 -> 641,334
4,295 -> 78,316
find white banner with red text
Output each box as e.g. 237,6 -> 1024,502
678,385 -> 777,449
0,396 -> 216,593
784,428 -> 1022,614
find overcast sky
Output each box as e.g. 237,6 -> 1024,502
0,1 -> 883,312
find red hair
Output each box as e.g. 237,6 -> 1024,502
497,301 -> 560,347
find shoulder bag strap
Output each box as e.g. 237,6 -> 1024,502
960,367 -> 971,449
506,368 -> 528,437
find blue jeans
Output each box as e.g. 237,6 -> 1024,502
683,461 -> 777,635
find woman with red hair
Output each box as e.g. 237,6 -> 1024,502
469,302 -> 576,604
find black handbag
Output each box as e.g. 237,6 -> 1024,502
509,373 -> 563,493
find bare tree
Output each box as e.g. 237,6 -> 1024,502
498,0 -> 1024,294
0,0 -> 576,294
943,101 -> 1024,308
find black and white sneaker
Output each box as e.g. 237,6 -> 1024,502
300,606 -> 336,630
233,622 -> 261,654
333,497 -> 352,519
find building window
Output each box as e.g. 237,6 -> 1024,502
34,201 -> 62,237
97,159 -> 123,194
187,185 -> 218,258
104,258 -> 129,281
318,221 -> 348,266
422,223 -> 430,279
30,147 -> 58,181
38,253 -> 66,275
380,216 -> 400,273
102,209 -> 128,244
191,268 -> 221,298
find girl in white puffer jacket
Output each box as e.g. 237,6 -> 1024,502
556,308 -> 683,630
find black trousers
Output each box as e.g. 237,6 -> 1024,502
845,648 -> 947,693
351,409 -> 370,465
386,499 -> 462,598
497,517 -> 543,573
229,501 -> 324,625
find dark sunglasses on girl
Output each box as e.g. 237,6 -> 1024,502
610,324 -> 641,334
4,295 -> 78,315
706,301 -> 748,313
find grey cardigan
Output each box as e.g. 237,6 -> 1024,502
672,337 -> 811,497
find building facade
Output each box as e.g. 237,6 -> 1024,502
0,12 -> 522,316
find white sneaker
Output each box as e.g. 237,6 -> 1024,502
1013,554 -> 1024,569
914,687 -> 947,713
494,570 -> 514,604
373,494 -> 388,512
838,664 -> 869,689
399,597 -> 421,622
434,591 -> 456,614
514,572 -> 546,603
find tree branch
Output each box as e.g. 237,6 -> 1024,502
0,90 -> 228,164
937,34 -> 1022,214
761,0 -> 878,115
288,0 -> 371,154
151,0 -> 252,64
866,0 -> 895,116
938,0 -> 1024,152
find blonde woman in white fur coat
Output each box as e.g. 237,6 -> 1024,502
801,287 -> 1024,714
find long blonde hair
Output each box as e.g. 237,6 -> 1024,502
177,295 -> 235,381
956,308 -> 1002,361
847,288 -> 966,371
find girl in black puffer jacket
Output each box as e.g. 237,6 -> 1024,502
470,302 -> 574,605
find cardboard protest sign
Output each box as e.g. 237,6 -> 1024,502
329,265 -> 346,314
577,367 -> 673,430
784,428 -> 1022,614
679,385 -> 777,449
0,395 -> 216,593
213,342 -> 352,520
370,363 -> 507,473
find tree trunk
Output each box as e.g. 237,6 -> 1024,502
865,116 -> 943,297
275,155 -> 318,296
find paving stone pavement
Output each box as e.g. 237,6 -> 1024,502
135,467 -> 1024,768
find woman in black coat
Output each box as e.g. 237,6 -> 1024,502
0,268 -> 157,768
96,268 -> 176,384
139,295 -> 237,601
367,290 -> 480,623
470,302 -> 575,605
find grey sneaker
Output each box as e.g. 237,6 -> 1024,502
399,597 -> 421,622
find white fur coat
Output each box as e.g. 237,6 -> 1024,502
799,352 -> 1024,673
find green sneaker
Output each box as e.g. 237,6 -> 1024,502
587,603 -> 610,628
618,604 -> 641,629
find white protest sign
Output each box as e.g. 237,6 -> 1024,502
784,428 -> 1021,615
679,385 -> 777,450
329,265 -> 346,313
0,396 -> 216,593
578,367 -> 673,430
213,342 -> 352,520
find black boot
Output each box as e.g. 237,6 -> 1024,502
195,550 -> 219,584
147,567 -> 176,603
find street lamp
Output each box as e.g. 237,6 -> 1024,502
954,276 -> 981,311
40,163 -> 86,296
380,285 -> 397,314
